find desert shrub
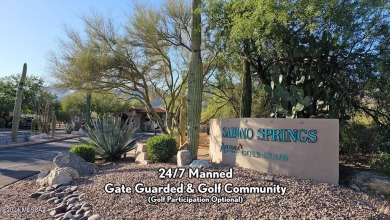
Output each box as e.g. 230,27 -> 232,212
371,125 -> 390,153
70,144 -> 96,163
72,119 -> 85,131
146,135 -> 177,162
23,135 -> 30,142
81,116 -> 140,161
64,123 -> 75,134
340,122 -> 376,157
370,152 -> 390,174
0,118 -> 5,128
340,122 -> 390,164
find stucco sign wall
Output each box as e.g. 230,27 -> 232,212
209,118 -> 339,185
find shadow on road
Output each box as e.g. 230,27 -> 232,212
0,145 -> 76,164
0,168 -> 39,181
0,168 -> 40,189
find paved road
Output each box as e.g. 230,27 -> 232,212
0,128 -> 68,143
0,129 -> 40,143
0,132 -> 155,189
0,138 -> 80,189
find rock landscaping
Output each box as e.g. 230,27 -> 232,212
36,152 -> 96,187
189,160 -> 212,168
1,160 -> 389,219
53,152 -> 95,176
350,171 -> 390,196
28,184 -> 100,220
37,167 -> 79,186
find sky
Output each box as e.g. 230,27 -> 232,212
0,0 -> 162,84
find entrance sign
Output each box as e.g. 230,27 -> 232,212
209,118 -> 339,185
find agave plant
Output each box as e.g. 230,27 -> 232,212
81,116 -> 140,161
64,123 -> 75,134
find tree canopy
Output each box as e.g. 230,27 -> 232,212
46,0 -> 390,160
205,0 -> 389,127
49,0 -> 217,140
0,74 -> 45,127
60,91 -> 131,120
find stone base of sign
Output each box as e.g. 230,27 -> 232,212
190,160 -> 211,168
177,150 -> 192,166
135,143 -> 152,165
209,118 -> 339,185
264,174 -> 275,182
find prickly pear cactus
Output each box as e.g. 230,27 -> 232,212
264,75 -> 313,118
264,73 -> 340,118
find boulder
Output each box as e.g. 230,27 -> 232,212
88,214 -> 102,220
30,133 -> 50,140
38,167 -> 50,179
264,174 -> 275,182
37,167 -> 79,186
350,171 -> 390,196
177,150 -> 192,166
379,203 -> 390,215
190,160 -> 211,168
71,128 -> 87,136
53,152 -> 95,176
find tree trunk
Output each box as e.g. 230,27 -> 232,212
187,0 -> 203,160
179,95 -> 187,147
144,103 -> 169,135
241,41 -> 252,118
11,63 -> 27,142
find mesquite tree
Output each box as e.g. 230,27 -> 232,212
49,1 -> 193,138
187,0 -> 203,159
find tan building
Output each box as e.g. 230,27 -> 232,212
122,106 -> 166,132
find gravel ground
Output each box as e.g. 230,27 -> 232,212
0,159 -> 389,220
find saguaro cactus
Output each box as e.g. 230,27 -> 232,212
31,119 -> 36,136
85,93 -> 91,127
241,40 -> 252,118
51,110 -> 56,137
187,0 -> 203,160
11,63 -> 27,142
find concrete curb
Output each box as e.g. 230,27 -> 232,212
0,135 -> 81,150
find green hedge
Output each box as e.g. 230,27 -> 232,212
70,144 -> 96,163
371,152 -> 390,174
146,135 -> 177,162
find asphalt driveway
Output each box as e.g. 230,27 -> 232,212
0,131 -> 156,189
0,138 -> 80,189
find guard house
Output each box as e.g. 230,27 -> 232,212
121,106 -> 166,132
